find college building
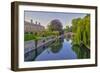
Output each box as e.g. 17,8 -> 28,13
24,20 -> 45,34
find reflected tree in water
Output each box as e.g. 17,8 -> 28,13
72,44 -> 90,59
50,39 -> 63,53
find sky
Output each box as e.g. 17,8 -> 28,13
24,11 -> 87,29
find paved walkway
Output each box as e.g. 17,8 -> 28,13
24,35 -> 64,54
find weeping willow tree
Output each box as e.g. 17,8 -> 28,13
72,14 -> 90,48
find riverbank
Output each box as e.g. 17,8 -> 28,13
24,35 -> 64,54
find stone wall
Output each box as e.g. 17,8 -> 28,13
24,20 -> 45,34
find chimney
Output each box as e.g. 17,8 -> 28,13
39,22 -> 40,25
31,19 -> 33,24
35,21 -> 37,24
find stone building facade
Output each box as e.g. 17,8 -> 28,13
24,20 -> 45,34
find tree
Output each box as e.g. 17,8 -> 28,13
65,26 -> 69,32
48,19 -> 63,35
69,26 -> 72,32
48,19 -> 63,31
65,26 -> 72,32
72,14 -> 90,48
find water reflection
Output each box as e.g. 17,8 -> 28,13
50,39 -> 63,53
66,35 -> 90,59
24,37 -> 90,62
24,44 -> 47,61
72,44 -> 90,59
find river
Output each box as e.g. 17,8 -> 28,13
24,38 -> 90,61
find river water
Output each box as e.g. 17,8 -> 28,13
24,38 -> 90,61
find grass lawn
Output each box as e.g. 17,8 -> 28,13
24,34 -> 42,41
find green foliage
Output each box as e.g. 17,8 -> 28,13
65,26 -> 69,32
52,31 -> 59,36
72,44 -> 90,59
72,14 -> 90,48
40,30 -> 54,37
24,34 -> 41,41
65,25 -> 72,32
24,29 -> 59,41
48,19 -> 63,33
